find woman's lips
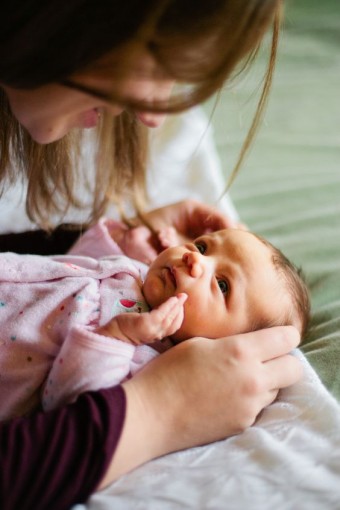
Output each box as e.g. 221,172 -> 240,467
79,108 -> 100,129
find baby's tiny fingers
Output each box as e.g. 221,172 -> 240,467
155,294 -> 187,317
160,294 -> 187,335
147,294 -> 187,339
176,293 -> 188,305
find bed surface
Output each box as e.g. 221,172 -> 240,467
208,0 -> 340,400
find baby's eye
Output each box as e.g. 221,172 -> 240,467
217,279 -> 229,295
194,241 -> 207,255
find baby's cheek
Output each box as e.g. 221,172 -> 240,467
170,312 -> 191,342
142,276 -> 163,308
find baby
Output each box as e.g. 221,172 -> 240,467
0,218 -> 310,420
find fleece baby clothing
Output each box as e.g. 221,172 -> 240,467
0,219 -> 162,420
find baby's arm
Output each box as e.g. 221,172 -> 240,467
96,294 -> 187,345
42,325 -> 154,412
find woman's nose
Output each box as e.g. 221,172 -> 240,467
182,252 -> 203,278
135,79 -> 174,128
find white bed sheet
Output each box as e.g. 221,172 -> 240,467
74,350 -> 340,510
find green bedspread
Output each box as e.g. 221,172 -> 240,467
207,0 -> 340,399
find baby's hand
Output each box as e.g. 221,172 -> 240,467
114,293 -> 188,345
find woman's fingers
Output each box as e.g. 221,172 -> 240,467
263,353 -> 303,390
220,326 -> 302,396
120,226 -> 160,263
230,325 -> 301,363
189,202 -> 237,232
252,353 -> 303,417
132,199 -> 236,241
175,200 -> 234,237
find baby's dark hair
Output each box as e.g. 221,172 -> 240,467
252,235 -> 311,338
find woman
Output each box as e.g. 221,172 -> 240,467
0,2 -> 301,509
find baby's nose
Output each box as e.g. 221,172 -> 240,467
182,252 -> 203,278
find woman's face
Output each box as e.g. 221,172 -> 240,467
2,44 -> 174,144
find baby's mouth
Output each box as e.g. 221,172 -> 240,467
165,266 -> 177,288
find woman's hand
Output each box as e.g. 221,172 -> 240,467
121,199 -> 238,263
109,223 -> 161,264
99,325 -> 302,485
111,200 -> 237,264
141,199 -> 237,240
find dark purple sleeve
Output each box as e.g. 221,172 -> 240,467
0,385 -> 126,510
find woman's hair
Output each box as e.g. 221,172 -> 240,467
0,0 -> 282,228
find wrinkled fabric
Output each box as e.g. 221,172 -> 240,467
0,220 -> 157,419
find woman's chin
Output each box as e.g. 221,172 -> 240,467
24,125 -> 63,144
26,123 -> 75,144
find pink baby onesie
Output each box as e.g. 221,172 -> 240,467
0,219 -> 162,420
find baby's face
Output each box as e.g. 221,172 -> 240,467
143,229 -> 287,341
